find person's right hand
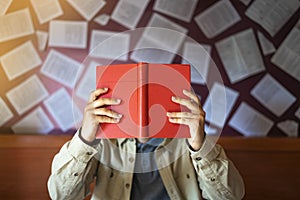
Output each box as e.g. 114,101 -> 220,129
81,88 -> 122,142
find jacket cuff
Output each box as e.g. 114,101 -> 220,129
189,137 -> 220,162
67,130 -> 98,163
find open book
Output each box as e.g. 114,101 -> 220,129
96,62 -> 191,138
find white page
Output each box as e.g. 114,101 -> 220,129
66,0 -> 106,21
75,61 -> 100,102
111,0 -> 150,29
6,75 -> 49,115
0,0 -> 12,15
153,0 -> 199,22
257,31 -> 276,55
271,20 -> 300,82
182,41 -> 211,84
250,74 -> 296,116
130,35 -> 177,63
245,0 -> 299,36
203,82 -> 239,128
30,0 -> 63,24
36,30 -> 48,51
49,20 -> 88,49
0,41 -> 42,80
204,124 -> 218,135
295,107 -> 300,120
94,14 -> 110,26
44,88 -> 82,132
216,28 -> 265,84
229,102 -> 273,137
89,30 -> 130,61
194,0 -> 241,38
277,120 -> 298,137
130,13 -> 187,63
142,13 -> 188,48
0,8 -> 34,43
239,0 -> 252,6
41,49 -> 83,88
12,107 -> 54,134
0,97 -> 14,126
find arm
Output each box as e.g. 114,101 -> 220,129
189,139 -> 245,200
167,89 -> 245,200
47,131 -> 99,200
48,88 -> 122,199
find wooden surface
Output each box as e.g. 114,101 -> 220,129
219,137 -> 300,200
0,135 -> 300,200
0,135 -> 70,200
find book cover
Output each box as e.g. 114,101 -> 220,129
96,62 -> 191,138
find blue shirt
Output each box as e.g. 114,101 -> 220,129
130,138 -> 170,200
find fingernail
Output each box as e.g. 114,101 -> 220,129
172,96 -> 176,101
104,87 -> 108,91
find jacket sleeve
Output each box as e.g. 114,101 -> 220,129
189,138 -> 245,200
47,131 -> 100,200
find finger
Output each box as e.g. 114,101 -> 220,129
183,89 -> 200,105
168,117 -> 194,126
93,98 -> 121,108
171,96 -> 199,111
167,112 -> 200,119
169,116 -> 205,128
95,115 -> 121,123
94,108 -> 122,119
88,88 -> 108,103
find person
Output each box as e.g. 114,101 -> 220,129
48,88 -> 245,200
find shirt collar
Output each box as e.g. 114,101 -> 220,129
141,138 -> 164,147
117,138 -> 183,152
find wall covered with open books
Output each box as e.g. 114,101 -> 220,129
0,0 -> 299,137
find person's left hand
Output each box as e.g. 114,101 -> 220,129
167,89 -> 206,151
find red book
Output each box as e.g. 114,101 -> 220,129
96,62 -> 191,138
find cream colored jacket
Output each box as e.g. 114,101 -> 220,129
48,131 -> 245,200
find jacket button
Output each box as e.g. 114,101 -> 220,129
195,157 -> 202,161
129,157 -> 134,162
125,183 -> 130,188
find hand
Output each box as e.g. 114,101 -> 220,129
167,89 -> 206,151
81,88 -> 122,142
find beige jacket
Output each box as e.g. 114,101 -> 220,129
48,131 -> 245,200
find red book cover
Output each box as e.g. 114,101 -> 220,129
96,62 -> 191,138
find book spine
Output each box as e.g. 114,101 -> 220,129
138,62 -> 148,138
